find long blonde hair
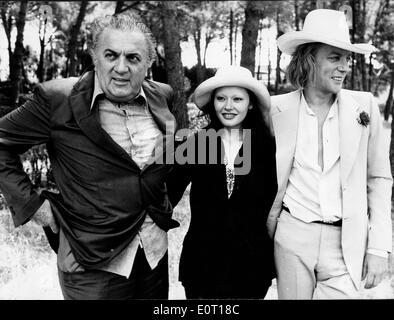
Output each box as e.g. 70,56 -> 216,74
286,42 -> 322,89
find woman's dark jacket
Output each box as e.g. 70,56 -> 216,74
167,123 -> 278,287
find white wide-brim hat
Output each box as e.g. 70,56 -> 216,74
193,66 -> 270,112
277,9 -> 376,55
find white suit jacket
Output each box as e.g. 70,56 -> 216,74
267,89 -> 393,288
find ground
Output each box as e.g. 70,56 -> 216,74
1,188 -> 394,299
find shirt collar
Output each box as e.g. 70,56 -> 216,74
300,91 -> 338,119
90,72 -> 147,110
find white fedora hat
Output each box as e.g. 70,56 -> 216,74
277,9 -> 376,55
193,66 -> 270,112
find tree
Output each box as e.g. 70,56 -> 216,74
275,7 -> 284,92
176,1 -> 230,85
160,1 -> 188,129
113,0 -> 143,14
241,1 -> 283,80
36,4 -> 53,82
8,0 -> 28,106
294,0 -> 300,30
66,0 -> 88,77
350,0 -> 365,90
376,0 -> 394,122
192,17 -> 204,84
240,1 -> 261,75
1,1 -> 14,78
267,1 -> 293,93
226,1 -> 244,66
229,8 -> 234,65
114,0 -> 124,14
369,0 -> 388,92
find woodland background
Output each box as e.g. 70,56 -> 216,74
0,0 -> 394,299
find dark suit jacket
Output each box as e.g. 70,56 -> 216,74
0,71 -> 179,269
166,125 -> 277,287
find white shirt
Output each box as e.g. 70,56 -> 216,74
283,92 -> 387,258
283,93 -> 342,223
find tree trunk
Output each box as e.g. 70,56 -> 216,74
1,5 -> 13,77
66,0 -> 88,77
46,41 -> 55,80
10,0 -> 28,106
256,22 -> 263,80
234,16 -> 239,64
37,37 -> 46,82
367,54 -> 373,92
359,55 -> 367,91
240,1 -> 261,76
389,67 -> 394,195
350,0 -> 356,90
359,0 -> 367,91
203,33 -> 212,69
275,8 -> 282,93
384,66 -> 394,121
267,44 -> 271,90
229,9 -> 233,65
114,0 -> 124,14
193,26 -> 204,85
161,1 -> 188,129
370,0 -> 387,93
37,15 -> 49,83
294,0 -> 300,31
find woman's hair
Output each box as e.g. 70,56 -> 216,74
87,13 -> 156,64
202,88 -> 268,133
286,42 -> 322,89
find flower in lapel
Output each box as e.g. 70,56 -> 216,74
357,111 -> 370,127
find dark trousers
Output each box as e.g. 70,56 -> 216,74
58,248 -> 168,300
183,280 -> 271,299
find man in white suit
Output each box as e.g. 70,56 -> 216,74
268,9 -> 392,299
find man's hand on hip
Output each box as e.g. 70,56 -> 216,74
362,253 -> 388,289
31,199 -> 59,233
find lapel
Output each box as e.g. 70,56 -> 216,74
271,90 -> 301,190
337,89 -> 362,185
69,73 -> 176,171
142,81 -> 176,167
143,81 -> 176,134
69,71 -> 140,169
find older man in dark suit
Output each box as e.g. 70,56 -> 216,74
0,13 -> 179,299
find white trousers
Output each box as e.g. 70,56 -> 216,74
274,209 -> 359,299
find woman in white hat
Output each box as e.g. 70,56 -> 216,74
167,66 -> 277,299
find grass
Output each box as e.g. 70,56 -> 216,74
0,188 -> 192,300
1,190 -> 394,299
0,208 -> 61,299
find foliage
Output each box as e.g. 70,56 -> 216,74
372,0 -> 394,91
184,65 -> 216,97
175,1 -> 243,84
0,1 -> 392,91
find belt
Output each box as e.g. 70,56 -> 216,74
281,205 -> 342,227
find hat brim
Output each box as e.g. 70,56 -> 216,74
277,31 -> 376,55
193,76 -> 270,112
